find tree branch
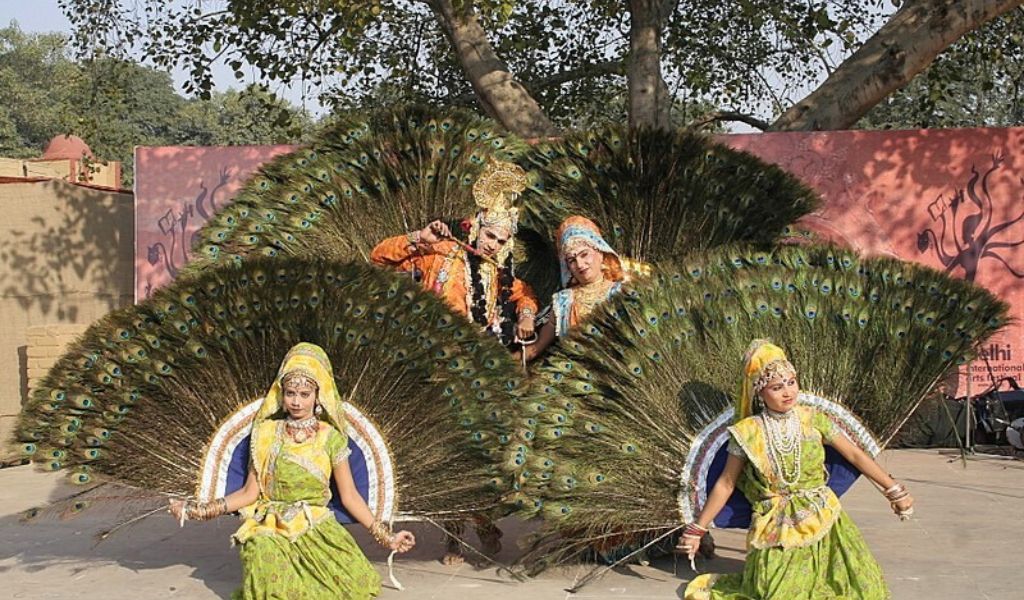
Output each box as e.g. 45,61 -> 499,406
526,60 -> 627,93
771,0 -> 1024,131
447,59 -> 626,105
685,111 -> 771,132
425,0 -> 558,137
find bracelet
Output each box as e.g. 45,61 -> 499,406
883,481 -> 910,503
186,497 -> 228,521
683,522 -> 708,538
370,520 -> 394,548
519,308 -> 535,319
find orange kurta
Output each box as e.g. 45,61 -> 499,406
370,234 -> 538,324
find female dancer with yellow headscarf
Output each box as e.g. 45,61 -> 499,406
678,340 -> 914,600
169,343 -> 415,599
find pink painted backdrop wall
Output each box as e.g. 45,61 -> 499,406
134,145 -> 296,300
722,128 -> 1024,393
135,129 -> 1024,393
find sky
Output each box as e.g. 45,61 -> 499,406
0,1 -> 899,131
0,1 -> 70,34
0,0 -> 323,114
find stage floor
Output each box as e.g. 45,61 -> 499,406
1,448 -> 1021,599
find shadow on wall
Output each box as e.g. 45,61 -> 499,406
0,179 -> 134,320
134,145 -> 297,299
721,127 -> 1024,294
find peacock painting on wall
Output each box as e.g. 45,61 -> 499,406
11,106 -> 1009,578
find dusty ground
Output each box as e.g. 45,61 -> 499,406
1,449 -> 1021,599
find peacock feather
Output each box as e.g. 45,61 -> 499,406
506,243 -> 1007,571
185,105 -> 532,274
12,259 -> 527,522
517,126 -> 820,291
186,113 -> 822,303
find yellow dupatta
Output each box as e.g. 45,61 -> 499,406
234,343 -> 351,544
727,340 -> 842,549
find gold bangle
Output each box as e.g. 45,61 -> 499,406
370,520 -> 393,548
188,498 -> 227,521
883,481 -> 909,502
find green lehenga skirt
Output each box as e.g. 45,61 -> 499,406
232,518 -> 382,600
685,512 -> 888,600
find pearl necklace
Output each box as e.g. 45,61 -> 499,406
285,415 -> 319,443
760,408 -> 802,487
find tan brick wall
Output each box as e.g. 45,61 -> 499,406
24,324 -> 90,395
0,180 -> 133,456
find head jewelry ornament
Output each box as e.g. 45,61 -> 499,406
469,159 -> 527,262
555,216 -> 624,287
281,368 -> 318,390
253,343 -> 347,441
738,339 -> 796,421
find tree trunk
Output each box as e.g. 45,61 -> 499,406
772,0 -> 1024,131
627,0 -> 673,130
427,0 -> 558,138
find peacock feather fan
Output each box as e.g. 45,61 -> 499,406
12,259 -> 527,524
507,243 -> 1007,571
185,105 -> 532,274
518,126 -> 820,277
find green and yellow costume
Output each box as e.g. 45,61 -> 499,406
232,343 -> 381,600
685,341 -> 888,600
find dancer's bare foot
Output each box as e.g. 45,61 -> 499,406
441,537 -> 465,566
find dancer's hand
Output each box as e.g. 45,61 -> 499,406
390,530 -> 416,553
675,534 -> 701,560
418,220 -> 451,245
891,494 -> 915,520
516,315 -> 536,341
168,499 -> 186,522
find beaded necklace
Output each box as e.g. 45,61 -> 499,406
463,250 -> 499,327
760,407 -> 803,487
285,415 -> 319,443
